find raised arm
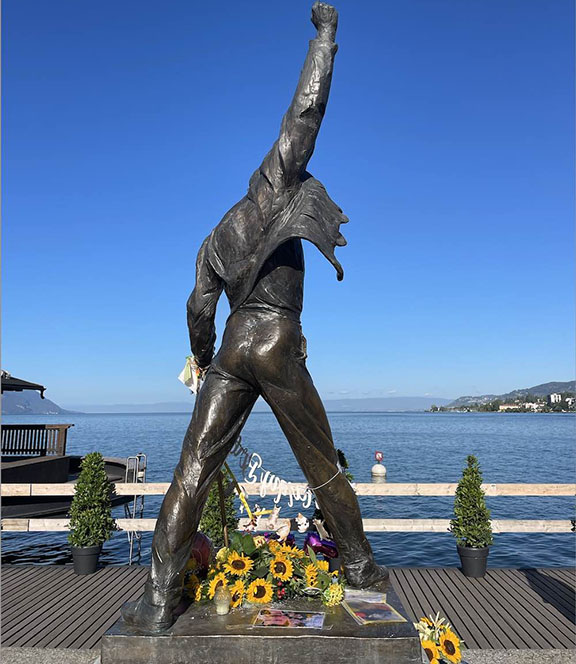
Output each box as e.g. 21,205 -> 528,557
250,3 -> 339,208
186,239 -> 223,368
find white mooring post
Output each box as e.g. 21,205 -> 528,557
371,450 -> 387,479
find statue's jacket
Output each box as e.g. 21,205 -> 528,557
187,36 -> 348,367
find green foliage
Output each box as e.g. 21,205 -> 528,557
478,400 -> 501,412
450,455 -> 493,548
68,452 -> 117,547
337,448 -> 354,482
198,472 -> 238,549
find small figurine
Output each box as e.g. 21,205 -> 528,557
275,521 -> 291,543
313,518 -> 331,540
265,506 -> 281,530
295,512 -> 310,533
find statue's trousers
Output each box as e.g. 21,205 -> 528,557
148,309 -> 375,594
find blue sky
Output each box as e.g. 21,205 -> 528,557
3,0 -> 574,406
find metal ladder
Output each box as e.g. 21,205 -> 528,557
123,453 -> 147,565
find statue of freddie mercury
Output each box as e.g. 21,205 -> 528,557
122,2 -> 388,633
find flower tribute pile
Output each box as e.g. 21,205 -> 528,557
414,613 -> 463,664
185,532 -> 345,608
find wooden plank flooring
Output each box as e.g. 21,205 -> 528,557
1,565 -> 574,650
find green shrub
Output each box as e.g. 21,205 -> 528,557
68,452 -> 117,547
450,454 -> 493,548
198,472 -> 238,549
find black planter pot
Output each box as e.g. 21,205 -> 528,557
457,545 -> 490,578
71,544 -> 102,575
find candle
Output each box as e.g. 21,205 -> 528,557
214,586 -> 232,615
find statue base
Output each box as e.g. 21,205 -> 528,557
101,583 -> 421,664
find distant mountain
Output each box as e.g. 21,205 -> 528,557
67,395 -> 452,414
69,401 -> 196,414
317,396 -> 452,412
2,391 -> 76,415
449,381 -> 576,408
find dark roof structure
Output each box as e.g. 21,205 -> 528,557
1,370 -> 46,398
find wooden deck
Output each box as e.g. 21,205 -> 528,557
1,565 -> 574,651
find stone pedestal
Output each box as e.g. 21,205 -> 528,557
101,582 -> 421,664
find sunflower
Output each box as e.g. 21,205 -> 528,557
316,560 -> 330,572
279,543 -> 304,558
224,551 -> 254,577
304,563 -> 318,587
246,579 -> 273,604
184,573 -> 200,598
207,572 -> 228,599
268,540 -> 281,553
194,584 -> 203,602
229,580 -> 246,608
323,582 -> 344,607
253,535 -> 267,548
270,556 -> 294,581
421,640 -> 441,664
439,628 -> 461,663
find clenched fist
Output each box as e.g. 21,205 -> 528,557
311,2 -> 338,42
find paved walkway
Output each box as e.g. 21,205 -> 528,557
1,647 -> 575,664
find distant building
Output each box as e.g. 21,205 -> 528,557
547,393 -> 562,405
499,404 -> 519,411
523,402 -> 542,412
565,397 -> 575,408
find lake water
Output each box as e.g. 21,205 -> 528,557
3,411 -> 575,568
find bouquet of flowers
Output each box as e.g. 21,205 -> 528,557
414,613 -> 463,663
185,532 -> 345,608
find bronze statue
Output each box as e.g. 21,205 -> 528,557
122,2 -> 388,633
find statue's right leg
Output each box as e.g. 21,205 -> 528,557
121,367 -> 257,632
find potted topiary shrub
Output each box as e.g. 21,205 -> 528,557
68,451 -> 117,575
198,471 -> 238,549
450,454 -> 493,578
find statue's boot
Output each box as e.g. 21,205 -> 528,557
344,560 -> 390,592
121,580 -> 181,633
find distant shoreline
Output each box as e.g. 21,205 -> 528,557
4,410 -> 574,417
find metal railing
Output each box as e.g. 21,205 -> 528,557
1,424 -> 74,457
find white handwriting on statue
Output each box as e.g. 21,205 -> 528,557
232,441 -> 315,509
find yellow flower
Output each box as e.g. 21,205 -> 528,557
278,543 -> 304,558
421,639 -> 441,664
229,580 -> 245,608
439,628 -> 461,663
316,560 -> 329,572
246,579 -> 273,604
194,584 -> 203,602
253,535 -> 267,548
208,572 -> 228,599
270,556 -> 294,582
323,582 -> 344,606
224,551 -> 254,577
184,573 -> 200,597
304,563 -> 318,587
268,540 -> 281,553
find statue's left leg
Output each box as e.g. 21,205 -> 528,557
259,361 -> 389,589
121,366 -> 257,632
